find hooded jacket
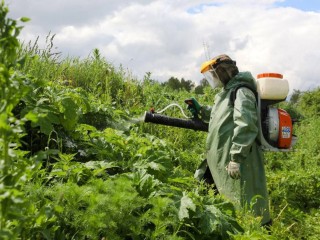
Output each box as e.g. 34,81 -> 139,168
206,71 -> 271,224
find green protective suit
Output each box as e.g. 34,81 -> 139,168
205,72 -> 270,225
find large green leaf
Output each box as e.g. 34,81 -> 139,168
178,192 -> 196,220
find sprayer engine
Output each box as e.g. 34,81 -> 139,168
258,101 -> 296,151
264,108 -> 293,148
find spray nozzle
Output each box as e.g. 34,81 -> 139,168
149,107 -> 155,113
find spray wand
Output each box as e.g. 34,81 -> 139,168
144,98 -> 209,132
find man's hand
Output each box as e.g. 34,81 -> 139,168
226,161 -> 241,179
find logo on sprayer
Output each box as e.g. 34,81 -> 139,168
281,126 -> 291,139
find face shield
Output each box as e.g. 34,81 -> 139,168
203,68 -> 223,89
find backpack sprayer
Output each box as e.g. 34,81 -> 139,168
144,73 -> 297,151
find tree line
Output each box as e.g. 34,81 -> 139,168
162,76 -> 209,94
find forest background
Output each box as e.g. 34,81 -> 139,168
1,2 -> 320,239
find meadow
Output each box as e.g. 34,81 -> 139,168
1,3 -> 320,239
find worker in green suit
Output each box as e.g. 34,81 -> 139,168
197,54 -> 271,226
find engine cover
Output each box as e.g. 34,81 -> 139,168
278,109 -> 293,148
267,108 -> 292,149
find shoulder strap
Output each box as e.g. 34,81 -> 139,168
229,84 -> 258,107
229,84 -> 261,146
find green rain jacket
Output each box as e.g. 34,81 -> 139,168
205,72 -> 270,224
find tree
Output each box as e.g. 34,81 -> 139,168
181,78 -> 195,92
163,77 -> 195,92
290,89 -> 302,104
166,76 -> 181,90
297,88 -> 320,117
194,78 -> 209,94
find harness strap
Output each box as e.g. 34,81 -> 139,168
228,84 -> 261,146
228,83 -> 258,107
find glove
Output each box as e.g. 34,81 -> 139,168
184,97 -> 201,118
226,161 -> 241,179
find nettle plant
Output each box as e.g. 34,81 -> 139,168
0,1 -> 35,237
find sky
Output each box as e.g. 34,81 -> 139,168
6,0 -> 320,93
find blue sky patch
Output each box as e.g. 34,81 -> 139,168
187,3 -> 221,14
275,0 -> 320,12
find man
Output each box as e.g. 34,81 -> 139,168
198,54 -> 271,226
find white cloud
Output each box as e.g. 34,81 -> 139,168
7,0 -> 320,93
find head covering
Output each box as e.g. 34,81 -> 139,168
200,54 -> 239,88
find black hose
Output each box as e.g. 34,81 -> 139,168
144,111 -> 208,132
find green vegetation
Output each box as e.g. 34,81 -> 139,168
1,2 -> 320,239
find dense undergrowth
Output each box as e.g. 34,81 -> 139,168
1,2 -> 320,239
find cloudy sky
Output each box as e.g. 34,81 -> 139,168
6,0 -> 320,93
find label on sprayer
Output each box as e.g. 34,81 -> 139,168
281,127 -> 291,139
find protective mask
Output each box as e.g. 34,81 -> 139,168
203,69 -> 223,89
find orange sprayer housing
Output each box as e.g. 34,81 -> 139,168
278,109 -> 293,149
